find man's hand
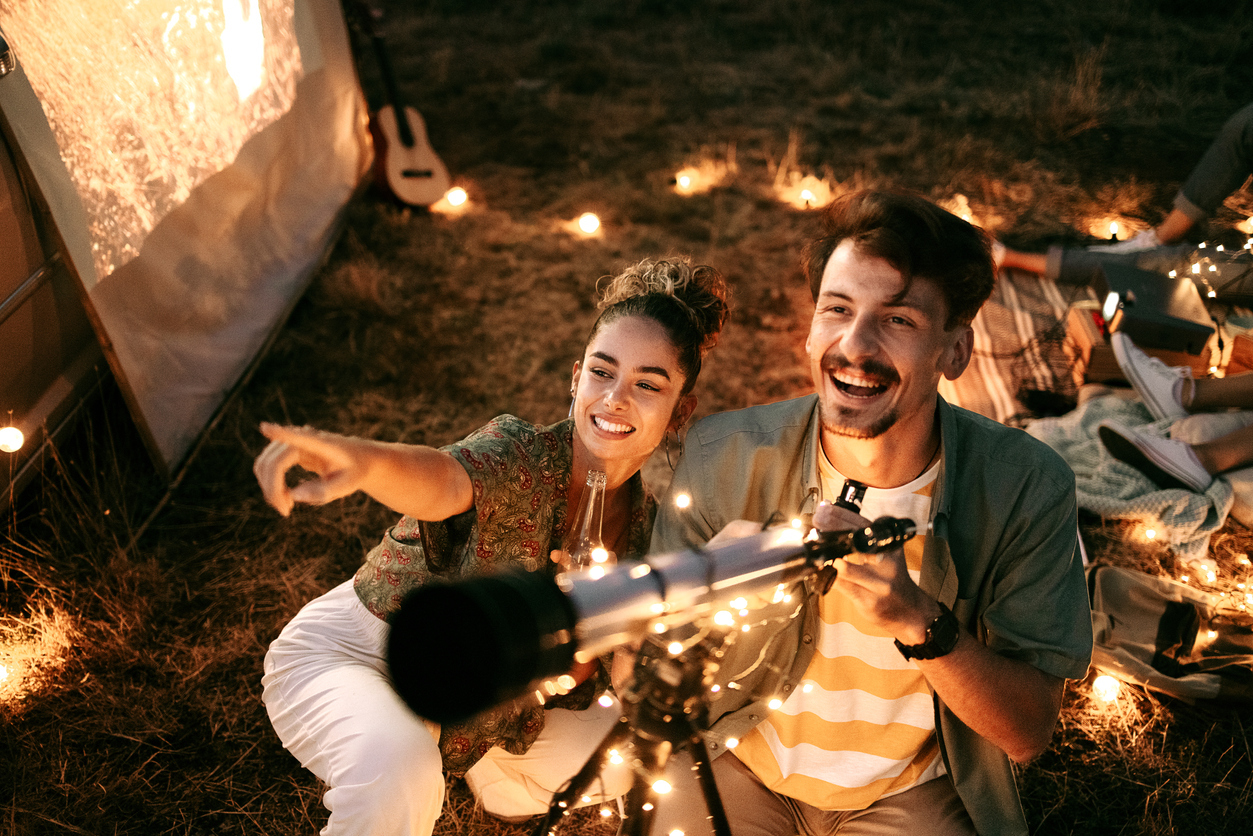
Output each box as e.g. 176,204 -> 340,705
811,502 -> 1062,762
812,502 -> 940,644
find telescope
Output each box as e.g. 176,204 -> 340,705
387,516 -> 916,724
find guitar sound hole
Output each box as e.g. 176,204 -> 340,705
402,169 -> 435,178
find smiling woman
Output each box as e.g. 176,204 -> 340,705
250,257 -> 727,836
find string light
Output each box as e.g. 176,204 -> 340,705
1110,221 -> 1120,239
714,610 -> 735,626
768,698 -> 783,710
1145,528 -> 1157,540
730,598 -> 747,609
0,426 -> 23,453
667,641 -> 683,655
577,212 -> 600,234
445,187 -> 467,206
431,187 -> 470,215
1092,674 -> 1120,702
652,780 -> 672,794
675,493 -> 691,509
725,737 -> 739,749
599,694 -> 614,707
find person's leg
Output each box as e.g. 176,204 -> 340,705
821,776 -> 975,836
465,698 -> 633,820
1191,421 -> 1253,476
1175,102 -> 1253,223
263,581 -> 446,836
1189,372 -> 1253,412
645,750 -> 797,836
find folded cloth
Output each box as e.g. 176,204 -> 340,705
1027,394 -> 1233,562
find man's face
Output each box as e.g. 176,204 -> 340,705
805,240 -> 973,442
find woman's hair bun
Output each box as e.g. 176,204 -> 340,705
596,257 -> 729,354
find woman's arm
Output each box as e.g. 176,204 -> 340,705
253,423 -> 474,520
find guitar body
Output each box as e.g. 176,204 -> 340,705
371,104 -> 451,207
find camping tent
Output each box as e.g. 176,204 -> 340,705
0,0 -> 370,502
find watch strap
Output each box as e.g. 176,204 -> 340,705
894,601 -> 959,661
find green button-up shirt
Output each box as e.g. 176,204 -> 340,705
652,394 -> 1093,836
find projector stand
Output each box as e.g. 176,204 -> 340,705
532,632 -> 732,836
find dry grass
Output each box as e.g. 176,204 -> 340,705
4,0 -> 1253,833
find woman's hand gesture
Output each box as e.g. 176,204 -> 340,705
253,423 -> 376,516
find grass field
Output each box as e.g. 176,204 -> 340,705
5,1 -> 1253,833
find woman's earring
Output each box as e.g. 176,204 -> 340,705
664,426 -> 686,470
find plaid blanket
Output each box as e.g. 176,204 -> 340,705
939,269 -> 1097,427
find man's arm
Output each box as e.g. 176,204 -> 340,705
821,503 -> 1065,763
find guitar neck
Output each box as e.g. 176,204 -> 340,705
355,2 -> 416,148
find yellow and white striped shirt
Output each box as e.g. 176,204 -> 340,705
732,449 -> 944,810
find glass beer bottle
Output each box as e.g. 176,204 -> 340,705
560,469 -> 614,574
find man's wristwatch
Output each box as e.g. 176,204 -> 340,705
894,601 -> 960,661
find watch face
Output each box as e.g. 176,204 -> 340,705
930,609 -> 960,655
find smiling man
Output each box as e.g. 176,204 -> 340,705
649,191 -> 1093,836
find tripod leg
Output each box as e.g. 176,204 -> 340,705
531,716 -> 633,836
619,770 -> 659,836
688,734 -> 733,836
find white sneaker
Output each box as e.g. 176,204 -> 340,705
1087,228 -> 1164,254
1098,421 -> 1212,492
1109,332 -> 1190,422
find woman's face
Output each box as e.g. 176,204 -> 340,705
571,315 -> 693,471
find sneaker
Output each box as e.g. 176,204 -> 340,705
1109,332 -> 1190,422
1097,421 -> 1212,492
1087,228 -> 1164,254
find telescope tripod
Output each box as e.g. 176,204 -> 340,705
532,629 -> 733,836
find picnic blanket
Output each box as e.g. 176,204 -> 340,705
943,269 -> 1253,562
939,268 -> 1098,427
1025,395 -> 1233,563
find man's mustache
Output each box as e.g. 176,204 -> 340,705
821,353 -> 900,385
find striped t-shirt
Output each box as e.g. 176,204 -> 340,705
731,448 -> 944,810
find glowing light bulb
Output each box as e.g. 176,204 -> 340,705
1145,528 -> 1156,540
609,750 -> 624,764
675,493 -> 691,509
725,737 -> 739,749
800,189 -> 815,205
668,641 -> 683,655
1210,264 -> 1218,272
653,622 -> 667,633
557,675 -> 577,690
601,808 -> 613,818
1110,221 -> 1120,239
588,566 -> 605,580
678,174 -> 692,190
730,598 -> 747,609
643,802 -> 654,811
1193,263 -> 1201,274
1169,270 -> 1177,278
791,518 -> 802,528
652,780 -> 672,794
599,694 -> 614,707
577,212 -> 600,234
1092,674 -> 1120,702
1207,630 -> 1218,640
581,795 -> 592,803
1218,245 -> 1226,252
591,547 -> 609,563
668,830 -> 685,836
1209,290 -> 1218,298
768,698 -> 783,710
714,610 -> 734,626
0,426 -> 22,453
803,683 -> 814,693
1207,571 -> 1217,583
446,187 -> 467,206
0,664 -> 7,684
1181,575 -> 1190,583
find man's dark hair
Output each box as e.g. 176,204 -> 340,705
803,190 -> 995,329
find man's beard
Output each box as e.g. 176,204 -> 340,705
817,353 -> 900,440
819,403 -> 899,440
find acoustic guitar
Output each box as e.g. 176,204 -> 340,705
353,2 -> 451,207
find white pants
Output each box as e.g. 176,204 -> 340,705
262,580 -> 631,836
